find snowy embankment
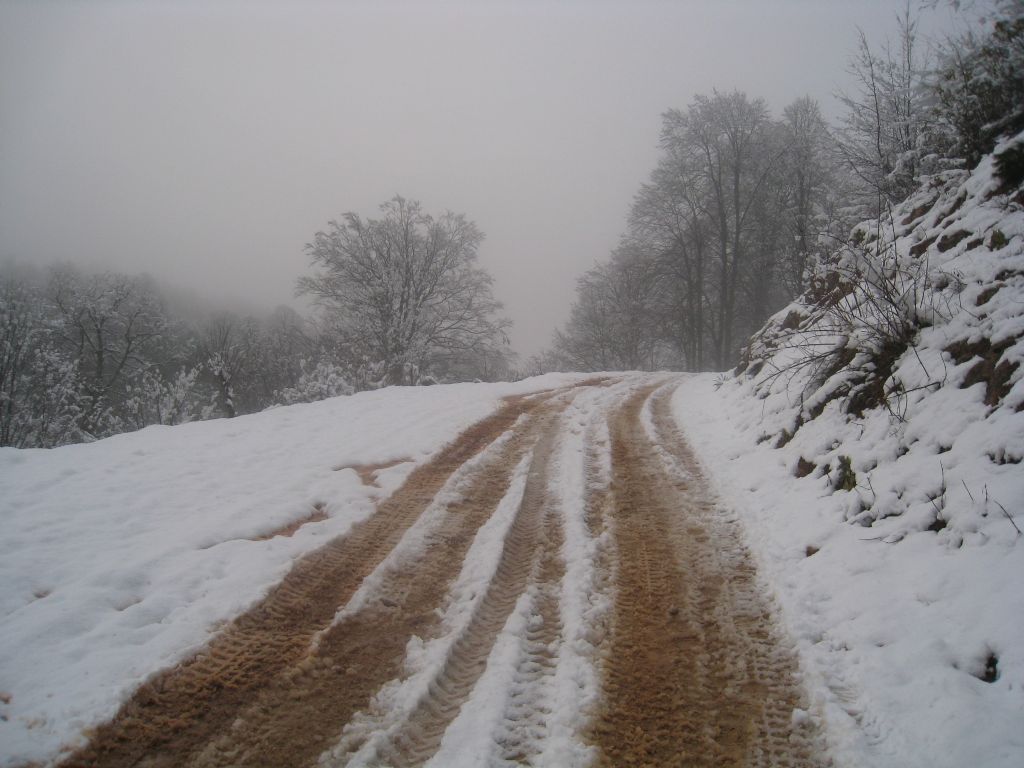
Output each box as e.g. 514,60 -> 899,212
0,373 -> 584,767
673,134 -> 1024,768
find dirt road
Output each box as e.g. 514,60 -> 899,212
62,375 -> 825,768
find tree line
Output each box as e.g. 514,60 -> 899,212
1,196 -> 513,447
538,2 -> 1024,373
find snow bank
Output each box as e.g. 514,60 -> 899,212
672,134 -> 1024,768
0,374 -> 583,767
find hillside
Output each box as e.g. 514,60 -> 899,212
672,132 -> 1024,767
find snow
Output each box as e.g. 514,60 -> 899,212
319,417 -> 525,636
2,134 -> 1022,768
674,376 -> 1024,767
670,133 -> 1024,768
0,373 -> 584,767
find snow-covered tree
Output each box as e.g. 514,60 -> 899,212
122,365 -> 209,429
1,277 -> 87,447
49,267 -> 169,435
779,97 -> 848,294
195,312 -> 261,418
276,359 -> 354,404
298,197 -> 511,385
932,1 -> 1024,165
0,279 -> 38,446
836,6 -> 932,211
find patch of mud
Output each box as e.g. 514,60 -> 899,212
335,459 -> 413,487
590,383 -> 825,767
252,504 -> 330,541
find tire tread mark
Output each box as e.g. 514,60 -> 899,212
591,383 -> 827,767
375,413 -> 563,768
60,393 -> 557,768
493,504 -> 564,766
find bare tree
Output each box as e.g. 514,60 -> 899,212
557,92 -> 836,375
630,156 -> 714,371
299,197 -> 510,385
662,91 -> 785,367
554,243 -> 669,372
245,305 -> 317,406
836,4 -> 931,211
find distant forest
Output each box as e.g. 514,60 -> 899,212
532,3 -> 1024,373
3,3 -> 1022,447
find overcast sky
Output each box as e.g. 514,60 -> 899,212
0,0 -> 973,359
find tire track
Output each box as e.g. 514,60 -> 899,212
407,381 -> 623,768
645,385 -> 825,768
491,500 -> 564,767
184,398 -> 576,768
372,410 -> 564,768
491,380 -> 622,768
60,391 -> 562,768
57,373 -> 824,768
592,382 -> 824,767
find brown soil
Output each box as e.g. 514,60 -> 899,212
590,383 -> 824,767
61,389 -> 567,768
336,458 -> 413,487
251,504 -> 329,541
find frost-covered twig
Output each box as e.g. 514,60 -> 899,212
993,498 -> 1022,537
984,484 -> 1021,538
962,479 -> 975,503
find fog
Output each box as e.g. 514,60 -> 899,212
0,0 -> 967,359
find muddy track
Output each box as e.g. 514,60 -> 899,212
492,503 -> 564,767
591,383 -> 823,768
61,390 -> 566,768
370,413 -> 565,767
185,401 -> 575,768
58,375 -> 826,768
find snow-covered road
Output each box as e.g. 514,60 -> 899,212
7,370 -> 1019,767
2,373 -> 826,767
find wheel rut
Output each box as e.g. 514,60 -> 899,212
355,407 -> 565,767
591,383 -> 824,768
60,389 -> 566,768
492,504 -> 564,767
185,398 -> 576,768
